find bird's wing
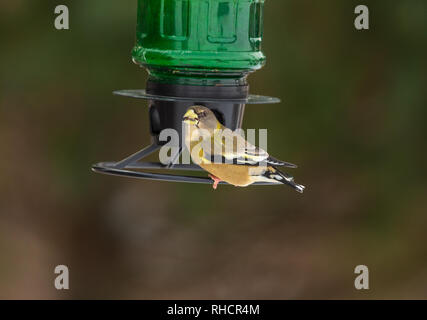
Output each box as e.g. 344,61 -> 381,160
201,129 -> 297,168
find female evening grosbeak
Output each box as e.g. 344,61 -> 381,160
182,106 -> 305,193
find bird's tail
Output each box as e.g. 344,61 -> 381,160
267,166 -> 305,193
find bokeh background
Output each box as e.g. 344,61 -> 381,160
1,0 -> 426,299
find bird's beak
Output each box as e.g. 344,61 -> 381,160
183,109 -> 198,125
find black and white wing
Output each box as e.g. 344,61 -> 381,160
202,129 -> 297,168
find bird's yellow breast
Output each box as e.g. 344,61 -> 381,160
199,163 -> 267,187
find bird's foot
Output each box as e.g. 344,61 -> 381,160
209,174 -> 222,190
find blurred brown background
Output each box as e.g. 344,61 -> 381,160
1,0 -> 426,299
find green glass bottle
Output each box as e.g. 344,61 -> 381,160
132,0 -> 266,86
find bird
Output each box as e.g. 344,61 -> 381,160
182,106 -> 305,193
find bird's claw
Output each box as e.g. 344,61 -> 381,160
209,174 -> 222,190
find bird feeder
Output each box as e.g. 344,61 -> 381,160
92,0 -> 280,184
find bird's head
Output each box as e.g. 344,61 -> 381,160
182,106 -> 219,131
